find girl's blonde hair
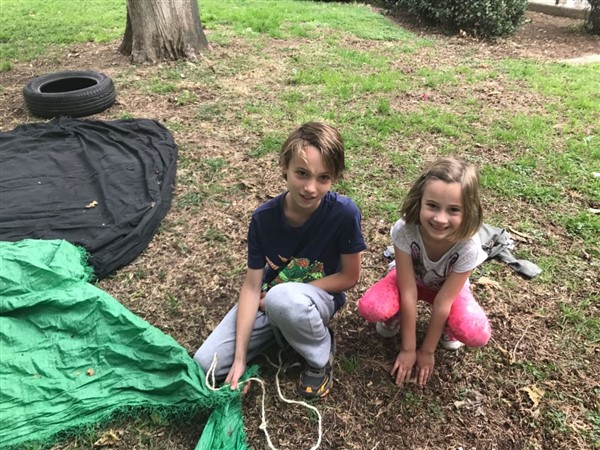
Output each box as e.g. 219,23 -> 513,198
400,157 -> 483,241
279,122 -> 345,181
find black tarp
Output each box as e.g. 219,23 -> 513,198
0,117 -> 178,279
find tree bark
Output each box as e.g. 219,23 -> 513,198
119,0 -> 209,64
588,0 -> 600,35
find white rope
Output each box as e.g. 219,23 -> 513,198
205,351 -> 323,450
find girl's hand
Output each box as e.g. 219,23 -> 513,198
415,349 -> 435,386
225,360 -> 250,394
391,350 -> 416,385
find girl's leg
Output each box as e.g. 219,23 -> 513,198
357,268 -> 400,322
264,282 -> 335,369
193,305 -> 275,380
357,270 -> 435,323
445,284 -> 491,347
358,271 -> 490,347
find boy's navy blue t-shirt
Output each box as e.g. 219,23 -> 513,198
247,191 -> 366,311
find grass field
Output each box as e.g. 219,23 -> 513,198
1,0 -> 599,449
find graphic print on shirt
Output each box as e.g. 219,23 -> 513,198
410,242 -> 427,281
410,241 -> 459,290
265,255 -> 290,271
262,257 -> 325,291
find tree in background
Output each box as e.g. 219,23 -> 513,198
119,0 -> 209,64
587,0 -> 600,34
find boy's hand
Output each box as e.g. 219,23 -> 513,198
225,360 -> 250,394
415,349 -> 435,386
391,349 -> 416,385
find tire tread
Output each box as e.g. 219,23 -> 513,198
23,71 -> 116,119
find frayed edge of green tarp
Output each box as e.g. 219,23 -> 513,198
3,404 -> 205,450
0,239 -> 254,450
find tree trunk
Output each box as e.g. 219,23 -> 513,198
588,0 -> 600,35
119,0 -> 209,64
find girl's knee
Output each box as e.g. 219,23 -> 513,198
357,269 -> 400,322
460,324 -> 491,347
447,311 -> 491,347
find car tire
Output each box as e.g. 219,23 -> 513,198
23,70 -> 116,119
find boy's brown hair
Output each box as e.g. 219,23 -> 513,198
400,157 -> 483,241
279,122 -> 345,180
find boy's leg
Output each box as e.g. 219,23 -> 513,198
193,305 -> 276,380
446,284 -> 491,347
264,282 -> 335,370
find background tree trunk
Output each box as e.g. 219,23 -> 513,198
119,0 -> 209,64
588,0 -> 600,34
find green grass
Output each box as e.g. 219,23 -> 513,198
0,0 -> 428,65
0,0 -> 126,63
202,0 -> 423,42
558,296 -> 600,344
339,353 -> 361,374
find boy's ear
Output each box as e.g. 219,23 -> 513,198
281,166 -> 287,180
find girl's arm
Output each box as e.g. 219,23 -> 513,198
225,267 -> 264,390
414,269 -> 470,385
308,252 -> 362,293
391,246 -> 418,385
421,269 -> 470,353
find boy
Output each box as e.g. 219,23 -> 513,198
194,122 -> 366,398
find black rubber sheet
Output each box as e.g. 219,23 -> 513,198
0,117 -> 178,279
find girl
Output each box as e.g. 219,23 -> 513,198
358,157 -> 491,386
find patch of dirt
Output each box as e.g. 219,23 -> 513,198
1,9 -> 599,450
385,9 -> 600,61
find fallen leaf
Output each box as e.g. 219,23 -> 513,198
520,385 -> 545,408
474,276 -> 502,289
93,429 -> 122,447
507,226 -> 535,241
85,200 -> 98,209
496,343 -> 511,360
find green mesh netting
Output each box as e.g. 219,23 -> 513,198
0,239 -> 249,449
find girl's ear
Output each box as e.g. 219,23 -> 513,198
281,166 -> 288,180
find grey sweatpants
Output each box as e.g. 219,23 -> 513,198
193,282 -> 336,380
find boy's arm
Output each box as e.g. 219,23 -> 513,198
225,267 -> 263,390
308,252 -> 361,293
420,270 -> 471,353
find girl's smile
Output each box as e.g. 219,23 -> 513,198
419,180 -> 463,245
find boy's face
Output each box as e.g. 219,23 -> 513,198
282,145 -> 333,219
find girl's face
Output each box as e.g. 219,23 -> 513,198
283,145 -> 333,222
419,180 -> 464,244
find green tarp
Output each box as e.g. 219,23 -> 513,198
0,239 -> 248,449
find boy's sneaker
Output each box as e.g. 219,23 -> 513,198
375,313 -> 401,337
298,328 -> 334,399
440,328 -> 464,351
